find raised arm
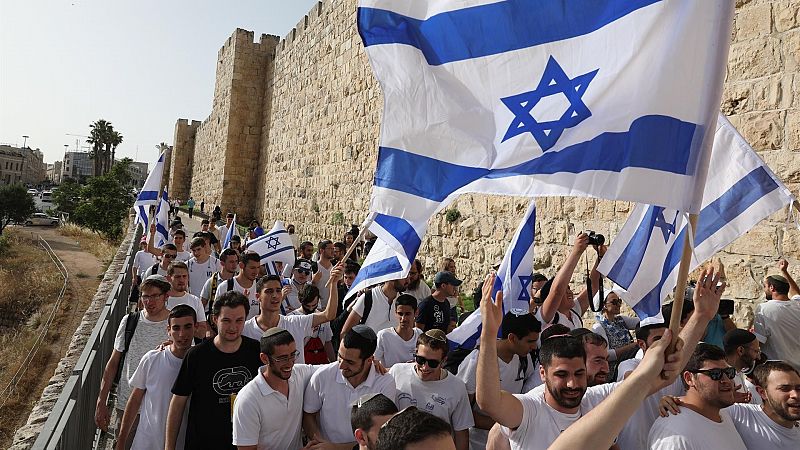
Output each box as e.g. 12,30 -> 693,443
475,275 -> 524,429
540,233 -> 588,323
779,259 -> 800,298
146,223 -> 163,256
313,262 -> 343,326
575,244 -> 606,314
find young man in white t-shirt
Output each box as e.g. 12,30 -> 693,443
199,248 -> 238,311
458,311 -> 540,449
303,325 -> 397,447
241,265 -> 342,364
116,305 -> 197,450
214,251 -> 260,320
389,328 -> 473,450
311,239 -> 335,310
350,393 -> 399,450
754,272 -> 800,370
404,259 -> 432,302
186,236 -> 220,299
132,238 -> 157,282
289,284 -> 336,363
375,294 -> 422,368
342,276 -> 410,336
722,329 -> 762,404
232,327 -> 320,450
165,261 -> 207,339
217,212 -> 238,245
282,258 -> 314,313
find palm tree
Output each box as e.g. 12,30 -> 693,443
109,130 -> 123,169
88,119 -> 112,176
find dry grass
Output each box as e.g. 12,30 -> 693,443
58,223 -> 117,263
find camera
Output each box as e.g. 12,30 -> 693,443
585,230 -> 605,246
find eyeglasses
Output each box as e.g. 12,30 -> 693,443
163,254 -> 177,259
691,367 -> 737,381
140,293 -> 164,301
269,350 -> 299,363
414,353 -> 442,369
295,269 -> 311,275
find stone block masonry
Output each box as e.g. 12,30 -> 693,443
171,0 -> 800,327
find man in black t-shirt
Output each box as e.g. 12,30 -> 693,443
166,291 -> 261,450
415,271 -> 462,332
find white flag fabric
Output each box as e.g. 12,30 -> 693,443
134,151 -> 165,228
244,221 -> 296,276
448,202 -> 536,349
154,188 -> 170,248
598,114 -> 795,321
222,214 -> 237,249
360,0 -> 733,233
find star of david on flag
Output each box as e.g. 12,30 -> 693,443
134,151 -> 165,229
245,221 -> 296,276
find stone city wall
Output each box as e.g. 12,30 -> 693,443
172,0 -> 800,326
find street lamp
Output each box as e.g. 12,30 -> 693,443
22,135 -> 29,148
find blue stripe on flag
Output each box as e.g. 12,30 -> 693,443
246,229 -> 288,247
358,0 -> 662,65
606,207 -> 662,289
373,214 -> 422,260
137,190 -> 158,202
374,115 -> 696,202
449,325 -> 483,352
351,256 -> 404,287
257,245 -> 295,262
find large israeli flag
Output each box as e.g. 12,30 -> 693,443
244,221 -> 296,276
598,115 -> 795,320
359,0 -> 733,266
134,151 -> 165,228
154,188 -> 170,248
448,202 -> 537,349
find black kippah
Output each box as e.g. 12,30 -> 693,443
723,328 -> 756,352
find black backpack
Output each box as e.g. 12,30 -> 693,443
113,311 -> 141,385
331,289 -> 373,344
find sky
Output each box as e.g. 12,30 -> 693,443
0,0 -> 320,164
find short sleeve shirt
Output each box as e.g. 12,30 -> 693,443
375,327 -> 422,368
187,256 -> 221,298
351,286 -> 397,332
415,296 -> 451,332
215,277 -> 259,320
390,363 -> 474,431
113,312 -> 169,407
241,314 -> 314,364
166,293 -> 206,323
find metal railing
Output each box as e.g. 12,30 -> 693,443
31,227 -> 141,450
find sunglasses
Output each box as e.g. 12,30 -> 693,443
269,349 -> 299,363
413,353 -> 442,369
691,367 -> 736,381
163,254 -> 177,259
295,269 -> 311,275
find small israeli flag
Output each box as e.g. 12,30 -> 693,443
154,188 -> 170,247
134,151 -> 165,228
222,214 -> 236,249
244,221 -> 296,276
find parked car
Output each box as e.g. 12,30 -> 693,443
25,213 -> 60,226
27,189 -> 39,196
40,190 -> 53,202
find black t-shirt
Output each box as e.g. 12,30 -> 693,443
416,295 -> 451,332
171,336 -> 261,450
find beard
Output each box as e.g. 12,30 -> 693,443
408,278 -> 420,289
767,395 -> 800,422
588,371 -> 609,387
269,364 -> 292,381
546,381 -> 585,409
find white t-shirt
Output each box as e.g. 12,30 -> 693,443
142,263 -> 167,278
457,349 -> 536,449
617,356 -> 641,381
313,261 -> 332,310
617,376 -> 685,450
303,362 -> 397,444
535,298 -> 584,333
725,403 -> 800,449
390,363 -> 474,431
133,250 -> 157,278
199,273 -> 229,306
405,282 -> 432,302
351,286 -> 397,332
648,406 -> 746,450
187,256 -> 220,298
282,278 -> 308,312
166,292 -> 206,324
241,314 -> 314,364
501,382 -> 617,450
232,364 -> 318,450
176,250 -> 191,262
218,224 -> 239,243
129,348 -> 187,450
289,309 -> 332,345
733,371 -> 762,406
113,312 -> 169,407
754,299 -> 800,370
375,327 -> 422,368
215,276 -> 260,320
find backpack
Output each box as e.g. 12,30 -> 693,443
304,335 -> 329,365
114,311 -> 141,385
550,306 -> 583,327
331,289 -> 373,343
149,263 -> 160,276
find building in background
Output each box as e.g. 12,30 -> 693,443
0,144 -> 46,186
46,161 -> 63,184
0,146 -> 25,185
62,151 -> 93,183
127,161 -> 149,190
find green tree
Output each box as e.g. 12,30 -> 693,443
72,160 -> 134,240
53,179 -> 82,215
0,184 -> 36,235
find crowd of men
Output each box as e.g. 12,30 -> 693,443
97,212 -> 800,450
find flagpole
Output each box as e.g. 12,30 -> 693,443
667,214 -> 698,353
325,213 -> 376,287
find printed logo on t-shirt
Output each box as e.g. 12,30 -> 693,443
431,393 -> 446,406
398,393 -> 417,406
433,304 -> 444,325
212,366 -> 251,396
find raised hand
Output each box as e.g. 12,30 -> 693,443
692,267 -> 725,321
480,274 -> 503,335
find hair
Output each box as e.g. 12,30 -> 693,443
532,273 -> 548,283
440,257 -> 455,271
752,360 -> 800,388
300,284 -> 321,306
635,322 -> 668,341
500,312 -> 542,340
212,291 -> 251,317
413,259 -> 423,272
682,343 -> 727,388
189,237 -> 206,249
766,275 -> 790,295
333,241 -> 346,251
539,335 -> 586,368
571,329 -> 608,348
161,243 -> 177,252
168,304 -> 197,325
350,394 -> 399,433
300,241 -> 313,251
394,294 -> 418,310
540,324 -> 570,341
173,229 -> 186,238
240,251 -> 261,266
226,212 -> 235,218
343,328 -> 378,360
219,248 -> 239,263
416,329 -> 449,358
662,300 -> 694,327
345,262 -> 361,275
140,277 -> 171,294
260,329 -> 295,356
201,219 -> 209,225
255,274 -> 282,294
375,408 -> 452,450
167,261 -> 189,276
318,239 -> 333,251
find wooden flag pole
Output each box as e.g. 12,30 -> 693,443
667,213 -> 699,354
325,214 -> 375,287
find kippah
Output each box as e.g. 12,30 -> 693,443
767,274 -> 788,284
144,274 -> 169,284
262,327 -> 290,338
723,328 -> 756,351
351,324 -> 377,341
